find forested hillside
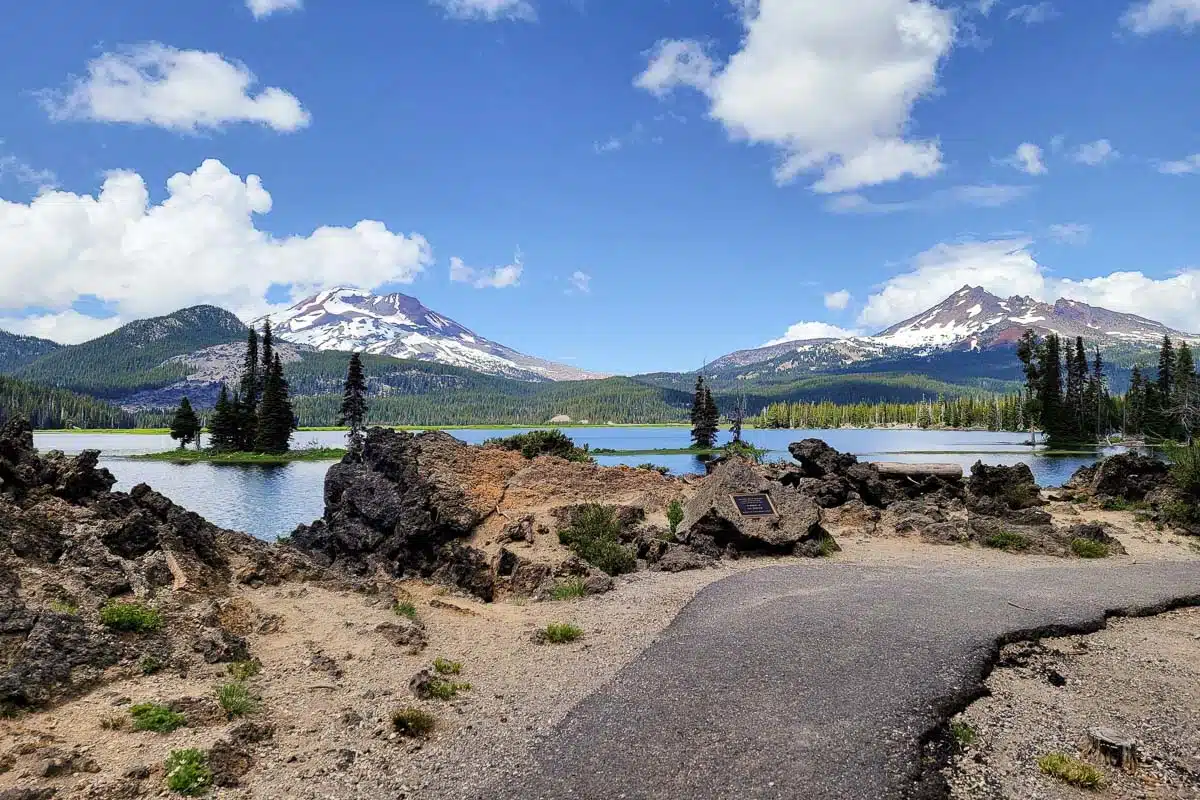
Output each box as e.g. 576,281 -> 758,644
11,306 -> 246,398
0,330 -> 60,373
754,395 -> 1029,430
0,376 -> 143,429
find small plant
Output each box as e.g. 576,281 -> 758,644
391,707 -> 436,738
1071,538 -> 1110,559
540,622 -> 584,644
636,463 -> 670,476
99,713 -> 128,731
432,657 -> 463,676
1162,499 -> 1200,527
129,702 -> 186,733
394,600 -> 418,619
424,676 -> 471,701
99,600 -> 163,633
164,748 -> 212,796
1037,752 -> 1106,789
1100,497 -> 1137,511
216,682 -> 260,718
817,535 -> 839,558
667,499 -> 684,536
48,599 -> 80,615
1164,441 -> 1200,499
558,504 -> 636,576
1001,483 -> 1039,509
228,660 -> 262,681
549,578 -> 588,601
982,530 -> 1031,552
139,654 -> 165,675
483,430 -> 593,463
950,720 -> 977,747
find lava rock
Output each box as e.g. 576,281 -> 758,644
967,461 -> 1045,510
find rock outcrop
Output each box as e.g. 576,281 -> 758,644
1066,452 -> 1170,502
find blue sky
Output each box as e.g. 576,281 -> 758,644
1,0 -> 1198,375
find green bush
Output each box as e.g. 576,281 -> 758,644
722,440 -> 766,463
215,682 -> 260,717
1037,752 -> 1105,789
558,504 -> 636,576
99,600 -> 163,633
129,702 -> 186,733
1002,483 -> 1039,509
982,531 -> 1031,552
394,600 -> 418,619
1162,499 -> 1200,527
426,677 -> 471,700
1164,441 -> 1200,499
392,707 -> 436,738
484,430 -> 593,463
667,499 -> 684,536
540,622 -> 584,644
164,749 -> 211,796
139,654 -> 165,675
432,657 -> 463,676
228,660 -> 262,681
950,720 -> 977,747
1071,538 -> 1110,558
549,578 -> 587,601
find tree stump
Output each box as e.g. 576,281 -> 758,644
1083,728 -> 1139,773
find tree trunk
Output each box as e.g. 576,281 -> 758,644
870,462 -> 964,479
1083,728 -> 1139,773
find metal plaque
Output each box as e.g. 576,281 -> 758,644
730,493 -> 777,518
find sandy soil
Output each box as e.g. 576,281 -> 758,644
1,506 -> 1196,799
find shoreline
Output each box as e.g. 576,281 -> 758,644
127,447 -> 346,464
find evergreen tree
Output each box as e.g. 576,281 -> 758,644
208,386 -> 241,452
1015,330 -> 1042,437
169,397 -> 202,450
703,387 -> 720,443
1064,336 -> 1087,440
260,320 -> 274,393
1173,342 -> 1199,441
237,327 -> 261,450
1126,366 -> 1146,436
1083,345 -> 1105,440
690,376 -> 717,449
1157,334 -> 1175,400
255,354 -> 295,453
339,352 -> 368,455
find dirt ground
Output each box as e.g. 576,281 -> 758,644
1,505 -> 1197,799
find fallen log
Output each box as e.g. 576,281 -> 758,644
871,462 -> 964,480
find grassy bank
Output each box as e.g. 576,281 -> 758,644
591,447 -> 724,456
129,447 -> 346,465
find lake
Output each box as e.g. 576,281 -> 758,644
32,428 -> 1124,541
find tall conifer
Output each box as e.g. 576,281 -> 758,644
340,353 -> 368,455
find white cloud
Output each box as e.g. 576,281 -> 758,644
0,310 -> 125,343
431,0 -> 536,21
1000,142 -> 1047,175
824,290 -> 852,310
449,251 -> 523,289
41,43 -> 310,134
568,271 -> 592,294
976,0 -> 1000,14
825,183 -> 1030,214
1007,2 -> 1059,23
0,159 -> 432,344
1047,222 -> 1091,244
1157,153 -> 1200,174
635,0 -> 956,192
0,146 -> 57,191
1072,139 -> 1119,165
855,238 -> 1200,334
1121,0 -> 1200,33
247,0 -> 302,19
764,321 -> 862,346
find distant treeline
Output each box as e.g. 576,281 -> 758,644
0,375 -> 148,429
752,394 -> 1029,431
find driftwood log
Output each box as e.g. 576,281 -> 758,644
1083,728 -> 1139,773
870,462 -> 964,480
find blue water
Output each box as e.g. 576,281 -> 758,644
33,428 -> 1120,541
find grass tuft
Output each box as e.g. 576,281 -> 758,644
215,682 -> 260,718
982,530 -> 1031,552
99,713 -> 128,731
950,720 -> 977,747
540,622 -> 584,644
394,600 -> 418,619
164,748 -> 212,796
548,578 -> 587,601
228,660 -> 262,681
48,599 -> 80,615
392,707 -> 436,738
139,654 -> 165,675
1037,752 -> 1106,789
557,504 -> 636,576
129,702 -> 186,733
432,657 -> 463,676
1071,538 -> 1110,559
99,600 -> 163,633
425,677 -> 471,701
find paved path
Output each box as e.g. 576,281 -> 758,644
498,560 -> 1200,800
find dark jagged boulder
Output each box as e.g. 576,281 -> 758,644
1081,453 -> 1169,501
967,461 -> 1045,510
788,439 -> 859,478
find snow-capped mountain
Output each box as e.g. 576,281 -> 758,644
707,286 -> 1196,375
259,288 -> 604,382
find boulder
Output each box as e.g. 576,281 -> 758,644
1085,453 -> 1170,501
788,439 -> 858,478
652,545 -> 715,572
967,461 -> 1045,510
678,459 -> 832,557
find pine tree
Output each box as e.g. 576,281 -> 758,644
208,386 -> 241,452
260,320 -> 274,395
255,354 -> 295,454
703,387 -> 720,443
339,353 -> 368,455
1127,365 -> 1146,436
690,376 -> 717,449
1039,334 -> 1066,442
237,327 -> 261,450
1157,335 -> 1175,399
169,397 -> 202,450
1064,336 -> 1087,439
1174,342 -> 1198,441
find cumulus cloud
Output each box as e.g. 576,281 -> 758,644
40,44 -> 310,133
431,0 -> 536,21
824,290 -> 852,310
1001,142 -> 1047,175
825,183 -> 1030,214
1047,223 -> 1091,244
1157,153 -> 1200,174
1072,139 -> 1119,165
855,239 -> 1200,334
634,0 -> 956,192
0,159 -> 433,343
568,271 -> 592,294
764,321 -> 862,346
1121,0 -> 1200,33
247,0 -> 302,19
449,251 -> 523,289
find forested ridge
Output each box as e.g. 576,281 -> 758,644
0,375 -> 147,429
0,331 -> 61,373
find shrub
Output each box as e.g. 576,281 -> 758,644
667,499 -> 684,536
636,463 -> 670,476
540,622 -> 584,644
228,660 -> 261,681
432,657 -> 463,676
817,535 -> 839,558
48,599 -> 80,615
139,654 -> 165,675
1100,497 -> 1142,512
1037,752 -> 1105,789
129,702 -> 186,733
1164,441 -> 1200,499
1163,499 -> 1200,527
99,600 -> 163,633
216,682 -> 260,717
484,430 -> 593,463
393,600 -> 418,619
1002,483 -> 1039,509
164,749 -> 212,796
950,720 -> 977,747
723,440 -> 766,463
426,677 -> 471,700
549,578 -> 587,601
391,707 -> 436,738
558,504 -> 636,576
982,531 -> 1031,552
1071,538 -> 1110,558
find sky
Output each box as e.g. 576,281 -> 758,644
1,0 -> 1199,375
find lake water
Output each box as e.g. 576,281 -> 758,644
33,428 -> 1124,541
